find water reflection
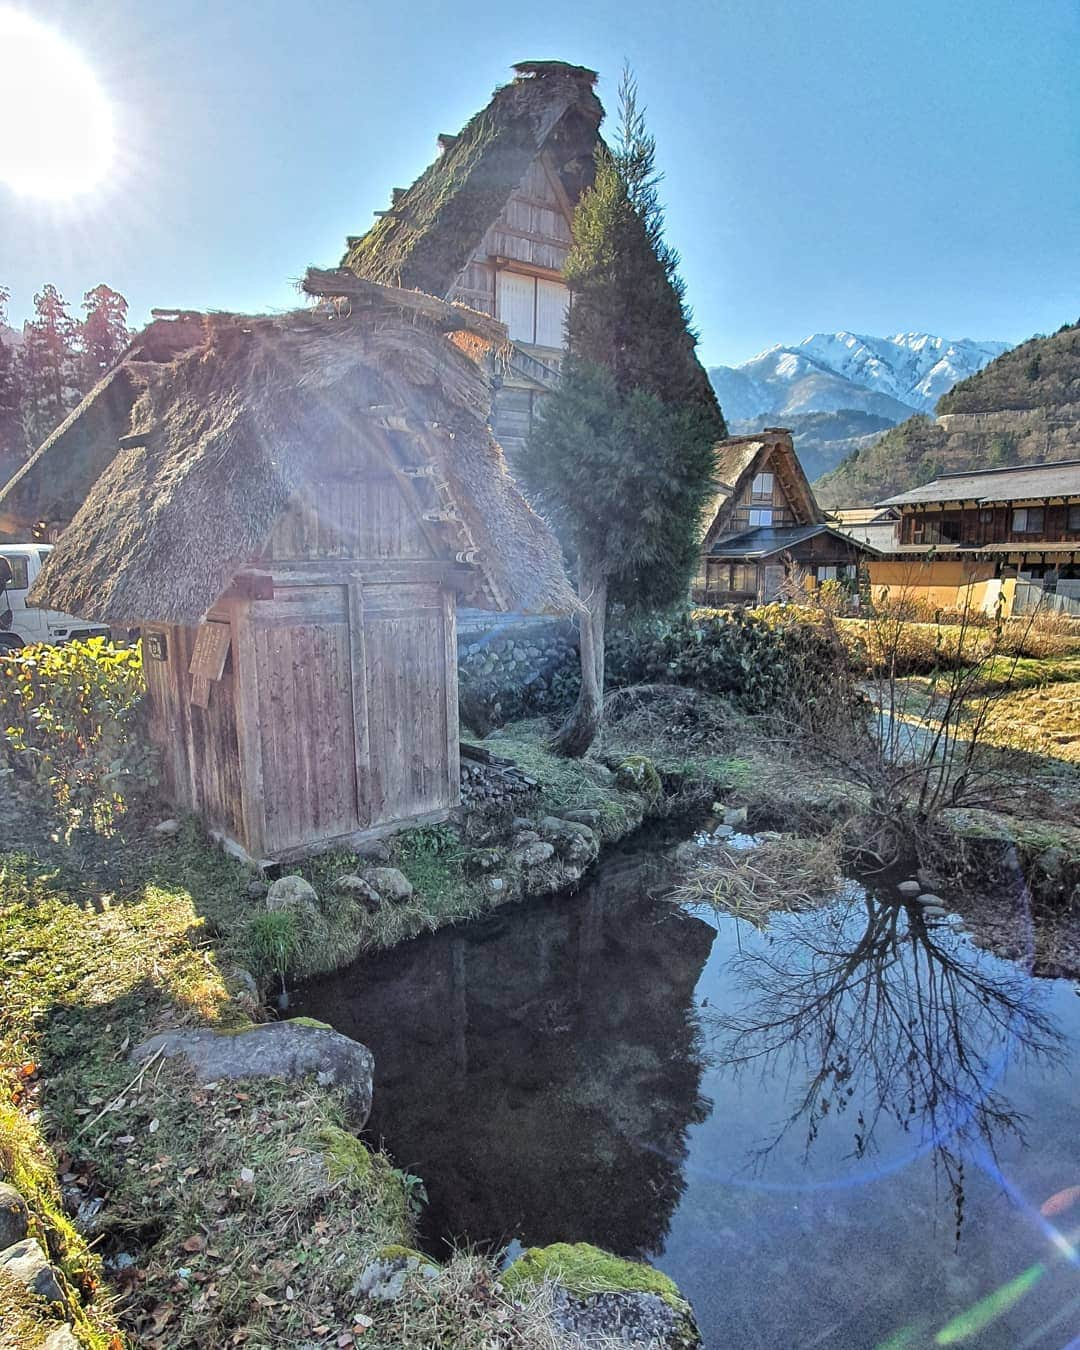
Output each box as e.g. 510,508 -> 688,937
706,885 -> 1064,1227
297,848 -> 716,1257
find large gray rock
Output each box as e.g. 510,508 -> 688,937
362,867 -> 414,904
355,840 -> 392,864
0,1238 -> 65,1306
266,875 -> 319,914
0,1182 -> 28,1249
562,808 -> 602,828
132,1020 -> 374,1123
897,880 -> 922,897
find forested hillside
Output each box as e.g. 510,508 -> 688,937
816,319 -> 1080,506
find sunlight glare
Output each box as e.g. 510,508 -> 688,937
0,8 -> 115,198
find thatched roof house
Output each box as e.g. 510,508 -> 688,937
344,61 -> 605,459
26,272 -> 575,859
695,430 -> 876,605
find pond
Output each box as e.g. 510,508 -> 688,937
293,831 -> 1080,1348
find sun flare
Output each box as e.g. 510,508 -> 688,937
0,8 -> 115,198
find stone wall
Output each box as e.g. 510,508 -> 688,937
457,613 -> 579,732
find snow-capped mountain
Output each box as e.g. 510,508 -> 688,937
709,331 -> 1009,425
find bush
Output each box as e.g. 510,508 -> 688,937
0,637 -> 157,828
605,608 -> 840,720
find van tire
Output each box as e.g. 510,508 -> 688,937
0,632 -> 24,653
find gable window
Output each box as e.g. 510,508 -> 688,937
751,471 -> 774,503
747,507 -> 773,527
1012,507 -> 1045,534
1068,506 -> 1080,531
496,271 -> 570,347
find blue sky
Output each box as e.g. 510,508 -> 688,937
2,0 -> 1078,367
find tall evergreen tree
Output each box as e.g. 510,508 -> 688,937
517,73 -> 725,756
0,286 -> 28,479
79,283 -> 130,386
20,284 -> 78,448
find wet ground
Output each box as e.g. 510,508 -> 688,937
294,831 -> 1080,1348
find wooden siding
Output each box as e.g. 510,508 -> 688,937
727,452 -> 799,532
263,474 -> 436,561
142,614 -> 244,840
899,501 -> 1080,548
247,585 -> 360,852
362,582 -> 455,825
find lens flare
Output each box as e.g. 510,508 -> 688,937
0,8 -> 114,198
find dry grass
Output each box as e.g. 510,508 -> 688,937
673,830 -> 844,926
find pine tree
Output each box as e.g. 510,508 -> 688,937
79,283 -> 130,386
20,284 -> 79,449
0,286 -> 28,480
517,73 -> 725,756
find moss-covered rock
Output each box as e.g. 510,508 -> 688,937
502,1242 -> 700,1348
614,756 -> 662,803
501,1241 -> 677,1303
319,1125 -> 373,1185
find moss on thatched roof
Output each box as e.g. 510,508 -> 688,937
0,318 -> 204,540
28,276 -> 577,624
343,61 -> 602,297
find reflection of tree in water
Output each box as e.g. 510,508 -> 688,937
299,847 -> 716,1259
710,889 -> 1064,1233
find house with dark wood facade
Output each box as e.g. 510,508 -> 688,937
869,458 -> 1080,611
14,275 -> 576,860
694,429 -> 876,606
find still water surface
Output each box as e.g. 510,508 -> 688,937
295,835 -> 1080,1348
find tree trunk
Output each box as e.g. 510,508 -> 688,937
550,567 -> 608,758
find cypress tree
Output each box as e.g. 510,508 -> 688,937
517,70 -> 725,756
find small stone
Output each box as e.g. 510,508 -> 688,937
153,818 -> 181,837
488,878 -> 507,893
266,875 -> 319,914
363,867 -> 414,903
355,840 -> 392,864
562,808 -> 601,828
921,905 -> 948,919
915,893 -> 945,906
916,867 -> 941,890
518,841 -> 555,867
511,817 -> 534,832
897,880 -> 921,897
712,824 -> 734,839
513,830 -> 541,847
0,1183 -> 29,1249
673,840 -> 701,868
41,1328 -> 80,1350
0,1238 -> 65,1305
722,806 -> 748,828
246,878 -> 269,899
335,875 -> 382,910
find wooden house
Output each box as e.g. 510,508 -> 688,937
695,430 -> 877,606
19,274 -> 576,860
342,60 -> 720,459
342,60 -> 604,459
868,458 -> 1080,613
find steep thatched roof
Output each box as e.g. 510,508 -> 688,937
343,61 -> 602,297
702,430 -> 824,549
0,317 -> 204,540
29,274 -> 577,625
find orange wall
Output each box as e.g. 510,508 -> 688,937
867,559 -> 1011,613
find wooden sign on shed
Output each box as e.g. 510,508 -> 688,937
188,621 -> 231,708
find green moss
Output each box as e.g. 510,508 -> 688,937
502,1241 -> 682,1306
614,755 -> 662,803
319,1125 -> 373,1185
287,1015 -> 332,1031
378,1243 -> 434,1265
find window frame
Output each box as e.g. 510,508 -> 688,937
750,471 -> 775,504
1,554 -> 29,590
1012,507 -> 1045,535
747,507 -> 774,528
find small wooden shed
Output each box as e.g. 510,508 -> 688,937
28,273 -> 576,859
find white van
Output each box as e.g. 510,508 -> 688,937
0,544 -> 110,651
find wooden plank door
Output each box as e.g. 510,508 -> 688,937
242,585 -> 360,853
361,582 -> 457,828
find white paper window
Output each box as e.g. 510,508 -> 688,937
747,508 -> 774,527
535,279 -> 570,348
496,271 -> 537,344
